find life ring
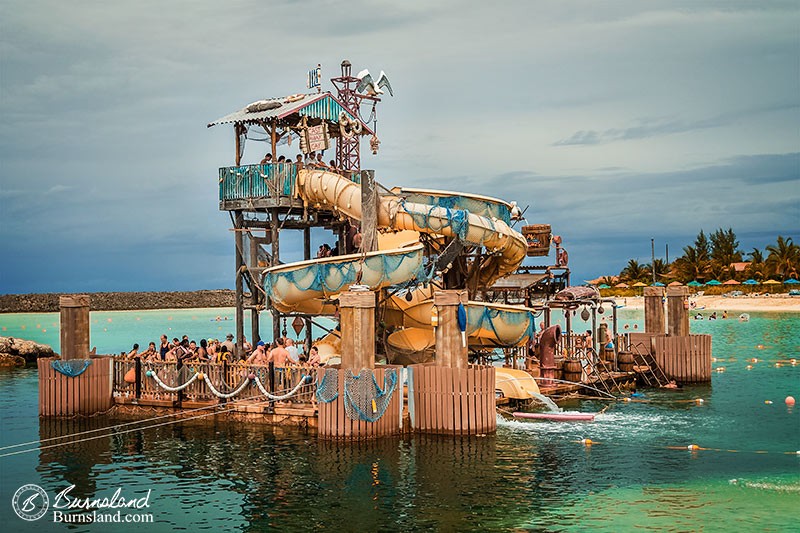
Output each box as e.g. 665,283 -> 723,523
338,111 -> 362,139
284,93 -> 305,103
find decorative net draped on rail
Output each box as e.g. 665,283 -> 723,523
51,359 -> 92,377
264,246 -> 427,300
344,368 -> 398,422
402,192 -> 512,226
316,368 -> 340,403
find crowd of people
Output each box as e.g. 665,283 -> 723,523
119,333 -> 322,367
260,150 -> 339,173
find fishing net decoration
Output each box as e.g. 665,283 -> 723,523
343,368 -> 398,422
316,368 -> 340,403
51,359 -> 92,377
263,246 -> 428,302
403,192 -> 512,225
467,306 -> 537,346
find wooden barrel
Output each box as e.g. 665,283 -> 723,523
619,362 -> 635,373
563,371 -> 582,383
618,352 -> 635,364
600,348 -> 615,363
521,224 -> 551,257
563,360 -> 582,373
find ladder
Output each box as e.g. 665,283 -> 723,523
629,342 -> 670,387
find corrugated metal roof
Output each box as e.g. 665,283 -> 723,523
207,92 -> 373,134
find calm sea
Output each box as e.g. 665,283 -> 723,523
1,308 -> 798,532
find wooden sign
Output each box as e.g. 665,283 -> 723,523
301,123 -> 329,153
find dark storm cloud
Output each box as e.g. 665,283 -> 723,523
1,1 -> 798,292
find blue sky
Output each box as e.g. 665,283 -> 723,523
1,0 -> 798,293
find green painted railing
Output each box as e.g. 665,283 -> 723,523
219,163 -> 297,202
219,164 -> 362,203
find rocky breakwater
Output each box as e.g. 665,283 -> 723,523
0,336 -> 56,367
0,289 -> 235,313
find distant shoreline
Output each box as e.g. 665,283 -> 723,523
614,294 -> 800,312
0,290 -> 235,313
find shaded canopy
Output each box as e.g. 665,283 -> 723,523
705,279 -> 722,286
687,280 -> 704,287
742,279 -> 759,285
722,279 -> 741,285
668,281 -> 683,287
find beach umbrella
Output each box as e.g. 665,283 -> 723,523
687,280 -> 703,287
598,284 -> 611,289
722,279 -> 741,285
615,282 -> 629,288
784,278 -> 800,285
632,282 -> 647,287
652,281 -> 665,287
705,279 -> 722,286
762,279 -> 780,285
667,281 -> 683,287
742,279 -> 759,285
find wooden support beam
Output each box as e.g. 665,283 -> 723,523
339,290 -> 376,370
59,295 -> 90,360
234,211 -> 245,355
643,286 -> 665,335
667,286 -> 690,337
434,290 -> 468,369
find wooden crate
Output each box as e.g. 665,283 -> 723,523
318,366 -> 403,440
410,365 -> 496,435
39,357 -> 114,417
654,334 -> 712,383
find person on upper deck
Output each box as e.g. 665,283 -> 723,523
260,153 -> 273,165
295,154 -> 304,170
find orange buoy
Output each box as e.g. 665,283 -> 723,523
695,398 -> 704,404
765,400 -> 773,405
746,365 -> 753,370
688,444 -> 700,451
581,438 -> 593,446
786,396 -> 796,406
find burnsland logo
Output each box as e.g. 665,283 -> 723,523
12,484 -> 49,521
12,484 -> 154,524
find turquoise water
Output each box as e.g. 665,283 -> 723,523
1,309 -> 798,531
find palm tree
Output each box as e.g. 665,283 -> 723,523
620,259 -> 648,283
672,245 -> 709,282
765,236 -> 800,280
600,275 -> 617,286
746,248 -> 766,280
648,258 -> 671,280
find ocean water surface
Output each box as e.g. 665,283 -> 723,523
0,308 -> 798,531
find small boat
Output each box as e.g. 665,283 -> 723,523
739,313 -> 750,322
512,411 -> 596,422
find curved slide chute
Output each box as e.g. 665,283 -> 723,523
262,169 -> 535,359
296,170 -> 527,285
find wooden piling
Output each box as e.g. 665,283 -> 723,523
643,287 -> 665,335
59,295 -> 90,360
434,290 -> 468,369
339,290 -> 376,370
667,285 -> 690,337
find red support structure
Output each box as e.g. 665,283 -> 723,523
330,60 -> 380,172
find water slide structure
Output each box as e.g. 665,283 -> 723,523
262,169 -> 542,399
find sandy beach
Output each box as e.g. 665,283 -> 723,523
615,294 -> 800,312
